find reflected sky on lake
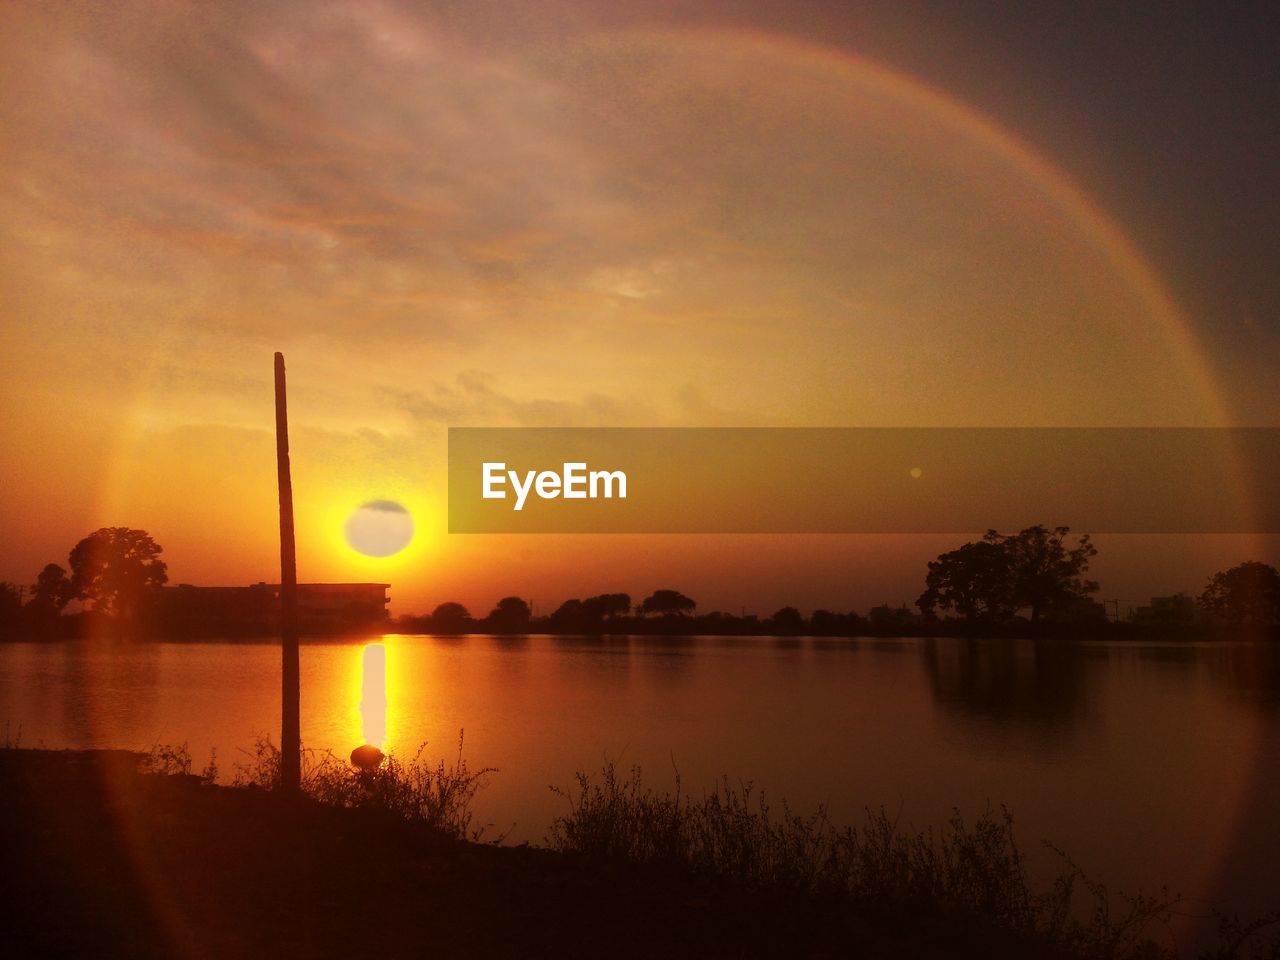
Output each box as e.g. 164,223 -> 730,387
1,635 -> 1277,945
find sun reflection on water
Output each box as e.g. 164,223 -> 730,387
360,643 -> 387,748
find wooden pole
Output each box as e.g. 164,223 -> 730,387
274,352 -> 301,792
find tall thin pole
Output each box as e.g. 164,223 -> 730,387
274,352 -> 301,792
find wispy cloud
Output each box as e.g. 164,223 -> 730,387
1,0 -> 1247,606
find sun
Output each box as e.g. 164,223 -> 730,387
344,500 -> 415,558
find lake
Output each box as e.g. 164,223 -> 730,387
2,634 -> 1277,947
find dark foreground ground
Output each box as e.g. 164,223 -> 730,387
0,749 -> 1057,959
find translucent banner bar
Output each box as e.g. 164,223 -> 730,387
447,428 -> 1280,533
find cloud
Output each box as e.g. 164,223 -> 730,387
388,372 -> 660,428
362,500 -> 409,513
4,6 -> 1233,452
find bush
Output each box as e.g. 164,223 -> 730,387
232,730 -> 499,842
548,762 -> 1188,960
144,741 -> 217,785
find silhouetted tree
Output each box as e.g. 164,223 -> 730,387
28,564 -> 73,617
639,589 -> 696,617
769,606 -> 805,633
430,601 -> 472,633
545,594 -> 631,632
918,525 -> 1097,623
548,598 -> 584,628
0,582 -> 21,637
487,596 -> 531,632
868,603 -> 915,631
918,539 -> 1017,622
580,593 -> 631,621
68,528 -> 168,621
808,609 -> 867,635
21,563 -> 73,636
1200,561 -> 1280,627
1001,525 -> 1098,623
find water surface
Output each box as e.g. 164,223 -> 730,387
2,635 -> 1277,944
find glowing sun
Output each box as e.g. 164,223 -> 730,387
345,500 -> 414,558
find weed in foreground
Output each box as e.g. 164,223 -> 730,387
1200,911 -> 1280,960
231,730 -> 499,842
143,741 -> 218,784
547,762 -> 1279,960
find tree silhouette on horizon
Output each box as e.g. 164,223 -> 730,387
68,528 -> 168,622
430,601 -> 472,632
918,526 -> 1097,624
639,589 -> 696,617
1200,561 -> 1280,627
487,596 -> 532,632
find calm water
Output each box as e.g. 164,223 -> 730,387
2,635 -> 1278,944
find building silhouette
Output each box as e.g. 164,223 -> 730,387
159,582 -> 390,635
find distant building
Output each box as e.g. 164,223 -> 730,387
292,583 -> 392,630
1132,593 -> 1202,625
1045,597 -> 1108,623
158,582 -> 390,635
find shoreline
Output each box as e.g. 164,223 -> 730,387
2,746 -> 1062,959
3,623 -> 1278,644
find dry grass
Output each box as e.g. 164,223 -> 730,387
142,741 -> 218,783
229,730 -> 499,842
547,762 -> 1280,960
127,738 -> 1278,960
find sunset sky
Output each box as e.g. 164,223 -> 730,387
2,0 -> 1276,615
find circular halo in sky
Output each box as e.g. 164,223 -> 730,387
344,500 -> 414,558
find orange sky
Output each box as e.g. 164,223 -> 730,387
1,1 -> 1275,616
